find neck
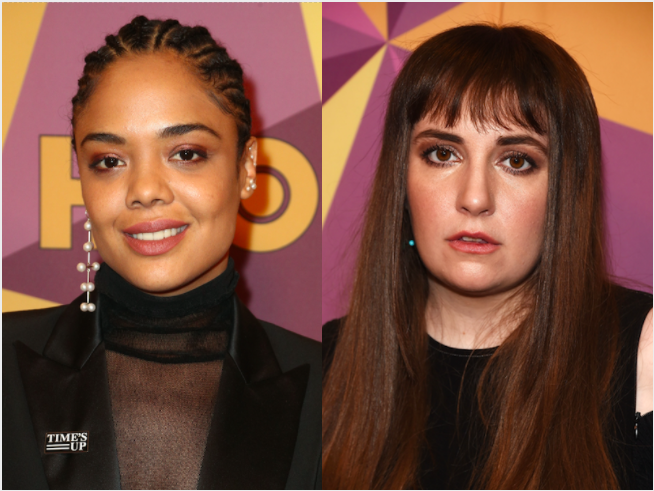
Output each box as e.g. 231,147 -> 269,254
425,280 -> 527,349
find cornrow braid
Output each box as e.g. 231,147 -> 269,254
71,15 -> 251,156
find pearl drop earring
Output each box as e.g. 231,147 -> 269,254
249,146 -> 257,167
77,211 -> 100,312
246,144 -> 257,191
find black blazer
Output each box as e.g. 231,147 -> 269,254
3,292 -> 322,490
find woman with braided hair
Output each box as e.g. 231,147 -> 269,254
3,16 -> 321,489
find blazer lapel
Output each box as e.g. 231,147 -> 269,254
15,292 -> 121,490
197,298 -> 310,490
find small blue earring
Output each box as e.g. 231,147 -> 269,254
408,239 -> 415,247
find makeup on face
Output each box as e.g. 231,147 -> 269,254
76,52 -> 248,296
446,231 -> 500,254
123,219 -> 190,256
406,115 -> 549,297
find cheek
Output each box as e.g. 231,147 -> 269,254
81,179 -> 123,238
179,174 -> 240,224
407,171 -> 451,238
499,185 -> 547,251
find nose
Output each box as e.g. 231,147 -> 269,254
125,158 -> 174,209
455,162 -> 495,216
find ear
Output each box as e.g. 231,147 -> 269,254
240,137 -> 258,200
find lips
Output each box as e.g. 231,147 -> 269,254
123,219 -> 189,256
446,231 -> 499,245
124,219 -> 188,234
446,231 -> 500,254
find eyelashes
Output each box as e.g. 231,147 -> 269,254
88,148 -> 209,172
89,156 -> 126,171
420,144 -> 538,175
170,149 -> 208,162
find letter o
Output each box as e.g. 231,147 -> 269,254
233,137 -> 318,252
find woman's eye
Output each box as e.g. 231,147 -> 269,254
500,154 -> 533,172
435,149 -> 453,161
93,157 -> 125,169
171,149 -> 205,162
425,146 -> 457,163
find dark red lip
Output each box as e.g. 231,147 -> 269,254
124,219 -> 188,234
446,231 -> 500,245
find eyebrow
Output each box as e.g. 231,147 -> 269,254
413,130 -> 548,154
413,130 -> 463,144
157,123 -> 221,140
496,135 -> 548,154
79,132 -> 126,147
79,123 -> 220,147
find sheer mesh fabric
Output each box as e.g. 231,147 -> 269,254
95,260 -> 237,489
106,352 -> 222,489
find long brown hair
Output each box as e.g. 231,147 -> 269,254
322,24 -> 620,489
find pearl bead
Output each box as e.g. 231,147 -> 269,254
87,303 -> 96,312
251,183 -> 257,190
80,283 -> 88,292
86,282 -> 95,292
84,220 -> 92,231
92,262 -> 101,271
76,262 -> 87,272
80,303 -> 88,312
83,241 -> 93,252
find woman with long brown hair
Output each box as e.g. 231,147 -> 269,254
322,24 -> 652,489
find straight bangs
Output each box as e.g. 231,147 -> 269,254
402,24 -> 555,137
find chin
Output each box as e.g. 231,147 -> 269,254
106,261 -> 186,295
431,266 -> 509,297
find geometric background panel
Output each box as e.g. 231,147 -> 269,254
358,3 -> 388,40
3,4 -> 321,341
323,45 -> 385,103
388,2 -> 460,39
323,2 -> 653,324
322,46 -> 386,226
323,19 -> 384,59
323,3 -> 384,40
2,3 -> 47,147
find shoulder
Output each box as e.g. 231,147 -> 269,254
636,307 -> 652,414
3,305 -> 67,354
257,320 -> 322,489
322,317 -> 344,375
3,305 -> 66,400
614,285 -> 652,329
258,320 -> 321,373
612,286 -> 653,415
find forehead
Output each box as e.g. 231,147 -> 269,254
75,52 -> 234,136
99,51 -> 198,86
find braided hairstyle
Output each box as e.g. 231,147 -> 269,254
71,16 -> 251,156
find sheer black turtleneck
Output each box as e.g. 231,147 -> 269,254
94,259 -> 238,490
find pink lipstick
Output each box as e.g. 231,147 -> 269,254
447,231 -> 500,254
123,219 -> 189,256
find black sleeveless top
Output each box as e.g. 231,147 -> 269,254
322,286 -> 653,489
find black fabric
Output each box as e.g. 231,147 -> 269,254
321,286 -> 653,489
4,291 -> 321,489
96,259 -> 237,363
94,260 -> 238,489
633,411 -> 654,490
420,339 -> 493,489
